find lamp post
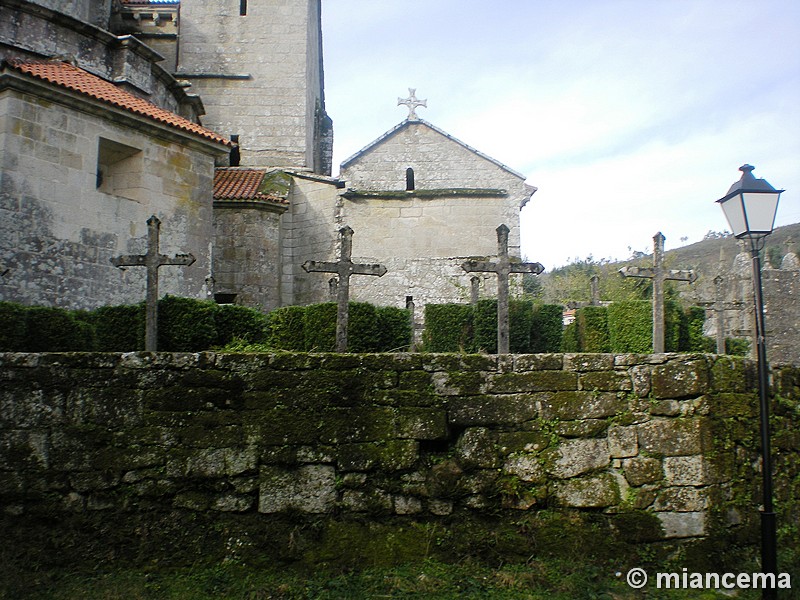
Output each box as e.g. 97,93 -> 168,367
716,164 -> 783,599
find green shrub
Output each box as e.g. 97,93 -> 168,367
215,304 -> 269,346
25,306 -> 92,351
157,295 -> 218,352
530,304 -> 563,353
725,338 -> 750,356
374,306 -> 412,351
561,320 -> 579,352
93,304 -> 144,351
303,302 -> 337,351
0,302 -> 29,351
664,299 -> 684,352
682,306 -> 707,352
472,299 -> 498,353
608,301 -> 651,353
575,306 -> 610,352
347,302 -> 379,352
265,305 -> 306,351
422,303 -> 473,352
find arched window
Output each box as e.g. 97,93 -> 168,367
405,167 -> 415,191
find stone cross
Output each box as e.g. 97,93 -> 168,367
618,232 -> 696,353
462,224 -> 544,354
302,226 -> 387,352
696,249 -> 744,354
397,88 -> 427,120
110,215 -> 196,351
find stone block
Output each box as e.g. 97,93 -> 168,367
259,465 -> 336,514
580,371 -> 633,392
651,359 -> 709,399
554,473 -> 619,508
502,454 -> 544,483
622,457 -> 663,486
513,354 -> 563,371
636,419 -> 707,456
564,353 -> 614,371
653,486 -> 707,512
486,371 -> 578,394
448,394 -> 537,427
540,390 -> 627,420
608,425 -> 638,458
542,438 -> 609,478
336,440 -> 418,472
396,408 -> 448,440
663,456 -> 711,486
455,427 -> 499,468
657,511 -> 706,538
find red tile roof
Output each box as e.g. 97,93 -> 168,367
214,169 -> 290,206
5,59 -> 228,146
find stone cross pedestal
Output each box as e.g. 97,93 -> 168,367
618,232 -> 696,353
461,224 -> 544,354
302,226 -> 387,352
110,215 -> 196,351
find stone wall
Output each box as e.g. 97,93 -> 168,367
1,351 -> 797,570
177,0 -> 330,173
0,79 -> 224,310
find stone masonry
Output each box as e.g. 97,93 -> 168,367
2,351 -> 797,570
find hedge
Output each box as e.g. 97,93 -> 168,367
607,301 -> 652,353
422,304 -> 473,352
265,306 -> 306,351
576,306 -> 610,353
423,301 -> 563,353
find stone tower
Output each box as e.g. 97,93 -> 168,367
177,0 -> 332,174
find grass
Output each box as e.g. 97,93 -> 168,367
2,559 -> 786,600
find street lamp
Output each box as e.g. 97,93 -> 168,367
716,164 -> 783,599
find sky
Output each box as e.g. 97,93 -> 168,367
321,0 -> 800,269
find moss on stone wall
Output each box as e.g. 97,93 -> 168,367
0,351 -> 797,576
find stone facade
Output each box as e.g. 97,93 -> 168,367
176,0 -> 332,174
2,351 -> 797,571
0,64 -> 226,309
339,119 -> 536,325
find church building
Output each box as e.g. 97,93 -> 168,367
0,0 -> 536,327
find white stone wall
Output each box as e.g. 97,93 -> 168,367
177,0 -> 326,172
280,174 -> 341,306
0,86 -> 222,310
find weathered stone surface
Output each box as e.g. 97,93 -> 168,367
662,456 -> 711,486
487,371 -> 578,394
636,418 -> 707,456
651,360 -> 709,399
503,454 -> 544,483
259,465 -> 336,514
448,394 -> 537,426
543,438 -> 610,479
540,390 -> 627,420
653,486 -> 707,512
564,353 -> 615,372
608,425 -> 638,458
657,511 -> 706,538
622,457 -> 663,486
554,473 -> 619,508
455,427 -> 498,469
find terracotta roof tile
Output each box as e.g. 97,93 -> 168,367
214,169 -> 290,206
6,59 -> 228,146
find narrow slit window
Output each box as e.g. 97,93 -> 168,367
405,167 -> 415,191
230,134 -> 240,166
239,0 -> 247,15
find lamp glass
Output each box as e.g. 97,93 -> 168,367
720,191 -> 781,239
720,195 -> 748,237
741,191 -> 780,235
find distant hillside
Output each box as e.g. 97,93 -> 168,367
661,221 -> 800,276
536,222 -> 800,306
